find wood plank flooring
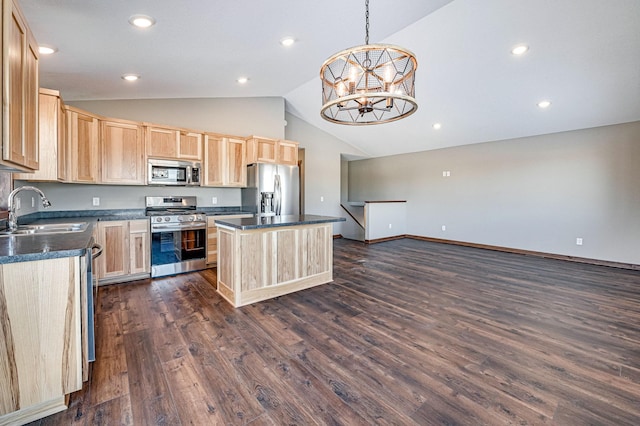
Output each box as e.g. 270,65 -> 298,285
29,238 -> 640,425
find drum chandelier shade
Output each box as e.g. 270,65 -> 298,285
320,0 -> 418,125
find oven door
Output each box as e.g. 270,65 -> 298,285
150,225 -> 207,277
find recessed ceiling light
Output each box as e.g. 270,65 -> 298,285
38,45 -> 58,55
511,45 -> 529,56
432,123 -> 442,130
122,74 -> 140,82
537,100 -> 552,109
280,37 -> 296,47
129,15 -> 156,28
237,77 -> 249,84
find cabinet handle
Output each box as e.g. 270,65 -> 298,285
91,243 -> 103,259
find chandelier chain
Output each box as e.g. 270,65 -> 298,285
365,0 -> 370,45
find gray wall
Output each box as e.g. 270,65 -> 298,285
284,112 -> 367,235
69,97 -> 285,138
348,121 -> 640,265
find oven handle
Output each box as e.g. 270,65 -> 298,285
151,223 -> 206,232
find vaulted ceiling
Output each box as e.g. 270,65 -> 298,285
21,0 -> 640,157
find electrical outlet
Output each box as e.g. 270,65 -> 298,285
576,237 -> 583,246
31,197 -> 35,208
442,171 -> 451,177
320,196 -> 324,202
442,225 -> 446,231
92,197 -> 100,206
212,197 -> 218,204
388,223 -> 392,229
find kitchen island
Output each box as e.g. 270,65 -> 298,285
214,214 -> 345,307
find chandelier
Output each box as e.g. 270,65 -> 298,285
320,0 -> 418,125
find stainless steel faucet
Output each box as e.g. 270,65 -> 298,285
7,186 -> 52,231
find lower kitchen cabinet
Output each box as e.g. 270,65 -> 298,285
207,214 -> 253,265
96,219 -> 150,284
0,256 -> 84,424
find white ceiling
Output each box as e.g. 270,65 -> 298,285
20,0 -> 640,158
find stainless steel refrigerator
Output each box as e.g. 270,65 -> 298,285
242,163 -> 300,216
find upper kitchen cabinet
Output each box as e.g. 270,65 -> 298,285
246,136 -> 277,164
246,136 -> 298,166
1,0 -> 39,172
277,139 -> 299,166
66,106 -> 99,183
203,133 -> 246,187
100,118 -> 145,185
145,125 -> 202,161
14,88 -> 66,181
179,130 -> 202,160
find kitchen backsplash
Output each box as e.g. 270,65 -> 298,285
11,181 -> 241,216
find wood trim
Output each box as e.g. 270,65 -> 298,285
333,234 -> 343,239
363,200 -> 407,203
365,235 -> 405,244
405,235 -> 640,271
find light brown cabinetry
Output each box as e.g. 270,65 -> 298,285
277,139 -> 299,166
66,106 -> 99,183
96,219 -> 150,284
0,256 -> 83,424
146,125 -> 203,161
246,136 -> 298,165
1,0 -> 39,171
100,118 -> 145,185
206,214 -> 253,264
203,133 -> 246,187
217,222 -> 333,307
14,89 -> 66,181
179,131 -> 202,160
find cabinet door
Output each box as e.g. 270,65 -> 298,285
146,126 -> 178,159
13,90 -> 60,181
2,0 -> 38,171
57,100 -> 68,181
97,221 -> 129,279
68,108 -> 99,183
129,220 -> 150,274
225,137 -> 246,186
246,137 -> 277,164
206,217 -> 218,264
278,140 -> 299,166
203,134 -> 224,186
179,131 -> 202,160
100,120 -> 144,184
23,32 -> 39,169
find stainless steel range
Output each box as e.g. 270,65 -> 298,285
146,196 -> 207,278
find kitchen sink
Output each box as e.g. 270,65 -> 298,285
0,222 -> 89,236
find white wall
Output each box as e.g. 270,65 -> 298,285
349,121 -> 640,265
284,112 -> 367,235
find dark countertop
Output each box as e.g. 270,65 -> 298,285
0,217 -> 98,264
0,207 -> 255,264
0,209 -> 150,264
214,214 -> 345,231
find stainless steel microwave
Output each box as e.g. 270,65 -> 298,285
148,158 -> 201,186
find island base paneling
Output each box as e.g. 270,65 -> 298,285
0,257 -> 82,425
217,223 -> 333,307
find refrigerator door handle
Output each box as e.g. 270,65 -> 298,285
274,174 -> 282,215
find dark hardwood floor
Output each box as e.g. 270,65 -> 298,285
30,238 -> 640,425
